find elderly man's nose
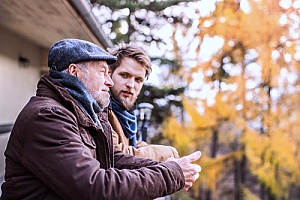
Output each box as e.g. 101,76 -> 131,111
105,74 -> 114,87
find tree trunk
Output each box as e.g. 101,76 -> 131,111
260,183 -> 266,200
205,127 -> 218,200
234,159 -> 241,200
205,190 -> 211,200
210,128 -> 218,158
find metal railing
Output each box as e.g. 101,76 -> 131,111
0,124 -> 13,134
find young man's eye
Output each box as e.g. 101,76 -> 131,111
120,73 -> 128,78
136,78 -> 144,83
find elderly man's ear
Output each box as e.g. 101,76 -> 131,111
68,64 -> 80,77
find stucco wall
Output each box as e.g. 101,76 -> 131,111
0,26 -> 47,185
0,26 -> 42,125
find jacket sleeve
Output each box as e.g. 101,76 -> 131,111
110,112 -> 180,161
21,107 -> 185,200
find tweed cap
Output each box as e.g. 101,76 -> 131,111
48,38 -> 117,71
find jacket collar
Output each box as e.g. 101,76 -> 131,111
36,74 -> 103,130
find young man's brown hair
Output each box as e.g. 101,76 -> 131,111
108,44 -> 152,78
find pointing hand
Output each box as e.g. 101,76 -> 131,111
167,151 -> 202,191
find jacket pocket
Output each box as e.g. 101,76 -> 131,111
80,130 -> 97,149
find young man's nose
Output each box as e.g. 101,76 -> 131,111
125,78 -> 135,88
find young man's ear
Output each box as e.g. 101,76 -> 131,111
68,64 -> 79,77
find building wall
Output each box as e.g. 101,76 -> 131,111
0,26 -> 44,125
0,26 -> 47,183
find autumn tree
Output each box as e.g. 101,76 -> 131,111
91,0 -> 300,199
91,0 -> 196,83
91,0 -> 197,142
163,0 -> 300,199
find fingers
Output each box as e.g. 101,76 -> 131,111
182,184 -> 192,191
179,152 -> 202,192
186,164 -> 201,178
182,174 -> 200,191
182,151 -> 202,163
180,163 -> 201,191
194,164 -> 202,173
166,156 -> 176,162
170,151 -> 202,191
195,172 -> 199,180
182,172 -> 199,191
184,164 -> 201,175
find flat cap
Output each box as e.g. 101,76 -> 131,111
48,38 -> 117,71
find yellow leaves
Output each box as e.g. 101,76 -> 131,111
163,96 -> 243,192
198,155 -> 221,191
181,94 -> 236,130
242,187 -> 260,200
241,0 -> 284,46
256,163 -> 284,196
199,151 -> 243,192
183,97 -> 216,128
162,97 -> 216,155
270,131 -> 296,162
243,129 -> 267,166
164,1 -> 300,198
243,127 -> 299,198
215,93 -> 235,119
290,111 -> 300,141
231,48 -> 244,63
223,8 -> 237,25
198,0 -> 285,50
162,116 -> 191,155
286,41 -> 297,56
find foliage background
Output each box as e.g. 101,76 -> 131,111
91,0 -> 300,199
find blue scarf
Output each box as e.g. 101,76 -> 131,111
111,100 -> 137,147
49,70 -> 102,128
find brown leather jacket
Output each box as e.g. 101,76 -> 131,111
0,75 -> 184,200
108,107 -> 180,161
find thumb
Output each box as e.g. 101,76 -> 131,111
184,151 -> 201,162
166,156 -> 176,162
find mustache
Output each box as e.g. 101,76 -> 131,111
121,90 -> 134,95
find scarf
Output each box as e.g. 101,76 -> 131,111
111,100 -> 137,147
49,70 -> 102,127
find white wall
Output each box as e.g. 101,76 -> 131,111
0,26 -> 47,187
0,26 -> 42,125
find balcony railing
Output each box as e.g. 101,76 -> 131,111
0,124 -> 13,134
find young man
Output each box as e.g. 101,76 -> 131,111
108,44 -> 180,161
0,39 -> 201,200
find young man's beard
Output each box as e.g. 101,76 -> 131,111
110,90 -> 136,111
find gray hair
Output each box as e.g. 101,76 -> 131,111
61,61 -> 92,74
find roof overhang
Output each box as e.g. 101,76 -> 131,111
0,0 -> 113,49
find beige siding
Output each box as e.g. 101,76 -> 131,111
0,26 -> 44,124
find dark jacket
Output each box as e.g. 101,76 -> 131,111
1,75 -> 184,200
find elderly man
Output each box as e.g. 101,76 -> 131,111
1,39 -> 201,200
